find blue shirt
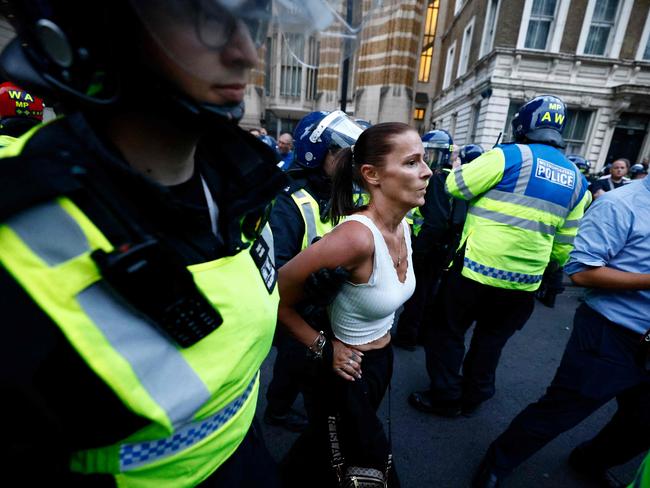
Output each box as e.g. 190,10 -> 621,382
565,177 -> 650,334
278,151 -> 294,171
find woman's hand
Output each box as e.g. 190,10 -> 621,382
332,338 -> 364,381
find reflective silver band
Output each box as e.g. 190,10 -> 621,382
554,234 -> 575,245
470,206 -> 557,235
453,168 -> 474,200
293,190 -> 319,246
77,282 -> 211,427
120,374 -> 257,471
563,219 -> 580,229
514,144 -> 534,194
484,189 -> 569,219
569,172 -> 585,210
7,201 -> 89,266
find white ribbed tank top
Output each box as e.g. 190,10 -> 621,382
328,214 -> 416,345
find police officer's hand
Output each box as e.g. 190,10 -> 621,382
303,266 -> 350,307
332,338 -> 363,382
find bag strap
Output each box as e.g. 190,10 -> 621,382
328,415 -> 345,484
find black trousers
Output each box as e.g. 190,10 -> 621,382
394,250 -> 444,344
280,345 -> 399,487
265,328 -> 313,417
486,304 -> 650,476
423,268 -> 535,404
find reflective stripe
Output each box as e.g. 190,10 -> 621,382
484,189 -> 569,219
464,257 -> 542,284
7,201 -> 89,265
569,173 -> 585,210
554,234 -> 575,245
261,223 -> 275,266
120,374 -> 257,471
77,281 -> 211,427
293,190 -> 319,246
563,219 -> 580,229
470,206 -> 556,235
514,144 -> 534,194
453,168 -> 474,199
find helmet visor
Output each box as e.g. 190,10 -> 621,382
423,142 -> 453,169
309,110 -> 364,150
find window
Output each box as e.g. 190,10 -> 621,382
280,33 -> 304,97
469,103 -> 482,141
564,109 -> 592,154
442,42 -> 456,89
454,0 -> 465,15
418,1 -> 440,83
524,0 -> 557,50
457,19 -> 475,77
305,37 -> 319,101
480,0 -> 500,57
414,108 -> 426,120
583,0 -> 619,55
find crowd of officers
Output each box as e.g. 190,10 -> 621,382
0,0 -> 648,486
258,96 -> 649,488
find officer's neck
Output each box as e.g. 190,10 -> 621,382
104,111 -> 201,186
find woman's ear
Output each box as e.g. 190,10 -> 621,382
360,163 -> 380,187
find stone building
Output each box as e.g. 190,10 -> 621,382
429,0 -> 650,169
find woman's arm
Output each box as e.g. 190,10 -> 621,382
278,221 -> 374,380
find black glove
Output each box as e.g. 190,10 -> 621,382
535,265 -> 565,308
303,266 -> 350,307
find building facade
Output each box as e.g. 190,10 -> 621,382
429,0 -> 650,170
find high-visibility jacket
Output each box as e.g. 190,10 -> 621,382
290,188 -> 334,250
446,143 -> 591,291
0,134 -> 17,147
630,451 -> 650,488
0,121 -> 281,487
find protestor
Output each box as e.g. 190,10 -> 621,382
278,132 -> 295,171
264,110 -> 363,432
393,135 -> 478,352
278,123 -> 432,487
0,81 -> 43,146
475,175 -> 650,488
590,158 -> 629,198
409,95 -> 591,418
0,0 -> 341,485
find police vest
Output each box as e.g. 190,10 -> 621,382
0,134 -> 17,148
446,143 -> 590,291
631,452 -> 650,488
0,143 -> 279,487
290,189 -> 333,250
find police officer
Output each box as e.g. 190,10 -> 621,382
567,154 -> 592,180
0,81 -> 43,147
394,130 -> 464,351
0,0 -> 343,485
264,110 -> 362,430
409,96 -> 591,417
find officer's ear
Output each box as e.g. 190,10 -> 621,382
360,163 -> 380,188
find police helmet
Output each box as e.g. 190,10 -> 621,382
511,95 -> 567,148
421,129 -> 454,169
293,110 -> 363,169
566,155 -> 591,175
630,163 -> 648,179
0,81 -> 43,137
459,144 -> 484,165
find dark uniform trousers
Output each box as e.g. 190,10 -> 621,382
424,268 -> 535,405
486,304 -> 650,475
280,346 -> 399,487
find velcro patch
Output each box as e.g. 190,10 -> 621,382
534,159 -> 575,189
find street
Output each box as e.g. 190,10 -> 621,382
257,285 -> 644,487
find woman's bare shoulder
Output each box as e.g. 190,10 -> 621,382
325,219 -> 375,258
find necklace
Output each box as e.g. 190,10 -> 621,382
395,233 -> 404,268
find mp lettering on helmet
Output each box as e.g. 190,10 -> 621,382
534,159 -> 575,189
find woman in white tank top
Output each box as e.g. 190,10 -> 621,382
278,123 -> 432,486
